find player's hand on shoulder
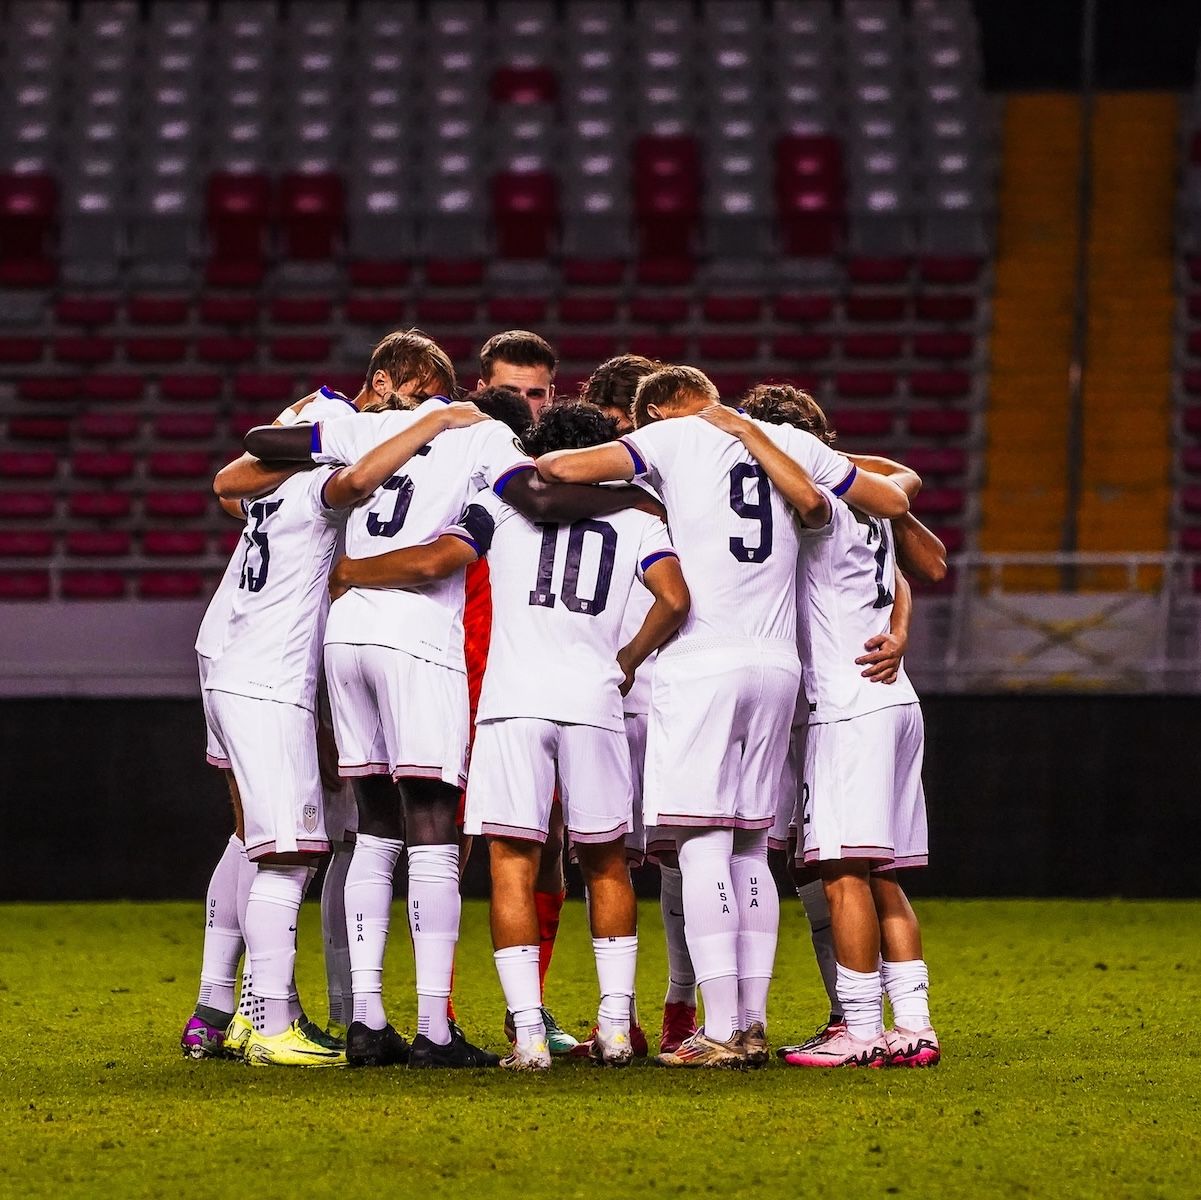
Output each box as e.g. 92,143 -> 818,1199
279,390 -> 322,423
697,402 -> 750,438
441,401 -> 488,430
855,631 -> 905,684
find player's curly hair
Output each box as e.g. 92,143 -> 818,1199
580,354 -> 659,423
632,365 -> 718,428
741,382 -> 837,447
523,399 -> 618,457
464,386 -> 534,441
365,328 -> 457,406
479,329 -> 558,381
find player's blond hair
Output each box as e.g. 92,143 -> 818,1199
632,365 -> 718,428
366,328 -> 457,402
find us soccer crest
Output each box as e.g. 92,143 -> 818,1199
302,804 -> 319,833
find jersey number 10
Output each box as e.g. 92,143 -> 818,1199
528,519 -> 618,617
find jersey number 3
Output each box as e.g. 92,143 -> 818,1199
528,520 -> 617,616
240,499 -> 283,592
366,475 -> 414,538
728,463 -> 773,562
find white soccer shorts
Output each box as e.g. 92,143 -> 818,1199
197,653 -> 230,770
323,642 -> 469,787
623,711 -> 648,864
465,718 -> 633,846
799,702 -> 928,871
643,638 -> 802,832
768,726 -> 807,852
204,689 -> 328,861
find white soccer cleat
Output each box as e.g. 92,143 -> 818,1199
886,1026 -> 941,1068
780,1025 -> 890,1069
588,1026 -> 634,1068
499,1038 -> 552,1072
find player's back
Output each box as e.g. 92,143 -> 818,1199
204,465 -> 342,709
797,497 -> 918,724
460,492 -> 674,732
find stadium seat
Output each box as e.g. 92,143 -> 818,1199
18,378 -> 81,404
128,296 -> 190,325
69,493 -> 132,520
0,337 -> 43,364
836,371 -> 899,399
910,369 -> 972,399
270,297 -> 333,325
154,414 -> 218,442
0,531 -> 54,557
0,492 -> 54,519
492,172 -> 558,258
348,261 -> 412,287
197,337 -> 257,365
270,337 -> 332,364
278,173 -> 345,260
772,334 -> 834,362
909,408 -> 971,437
56,296 -> 118,326
563,259 -> 625,285
147,452 -> 211,481
234,374 -> 296,403
54,337 -> 115,366
62,571 -> 126,599
774,295 -> 835,322
0,452 -> 57,479
126,338 -> 188,365
139,571 -> 206,599
72,452 -> 135,481
487,297 -> 549,324
144,530 -> 208,557
160,375 -> 223,402
345,297 -> 406,325
630,296 -> 690,323
848,256 -> 910,284
206,172 -> 272,264
145,491 -> 210,519
425,260 -> 486,287
559,296 -> 619,324
66,530 -> 133,558
78,413 -> 139,442
199,296 -> 259,325
914,332 -> 974,361
915,294 -> 978,322
846,294 -> 908,322
698,334 -> 759,361
918,256 -> 983,284
83,375 -> 145,402
0,173 -> 58,270
844,332 -> 904,360
629,334 -> 688,360
0,571 -> 51,600
702,296 -> 762,323
7,418 -> 68,442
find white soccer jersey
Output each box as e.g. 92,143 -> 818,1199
313,402 -> 534,670
203,466 -> 344,710
447,489 -> 677,732
620,416 -> 856,645
195,389 -> 356,661
796,488 -> 919,724
618,581 -> 654,716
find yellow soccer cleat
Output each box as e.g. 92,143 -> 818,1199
224,1013 -> 254,1061
244,1020 -> 348,1068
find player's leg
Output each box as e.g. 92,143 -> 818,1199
320,827 -> 354,1036
791,859 -> 844,1030
529,800 -> 575,1052
655,848 -> 698,1053
730,827 -> 777,1066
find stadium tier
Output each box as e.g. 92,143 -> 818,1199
0,0 -> 995,599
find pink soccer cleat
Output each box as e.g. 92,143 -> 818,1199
779,1025 -> 890,1068
886,1026 -> 941,1068
659,1001 -> 698,1055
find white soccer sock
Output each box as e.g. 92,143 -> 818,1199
798,879 -> 842,1020
732,831 -> 778,1030
658,863 -> 697,1006
882,959 -> 931,1031
244,864 -> 308,1037
407,843 -> 460,1045
344,832 -> 403,1030
494,945 -> 545,1048
321,841 -> 354,1026
195,835 -> 245,1021
593,935 -> 637,1037
836,963 -> 885,1040
235,838 -> 255,941
676,828 -> 740,1043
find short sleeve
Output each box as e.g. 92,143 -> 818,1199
617,422 -> 674,487
311,413 -> 370,465
311,467 -> 345,522
471,420 -> 536,496
443,488 -> 506,556
757,421 -> 855,494
634,515 -> 678,581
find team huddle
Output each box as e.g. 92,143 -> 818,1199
181,327 -> 946,1072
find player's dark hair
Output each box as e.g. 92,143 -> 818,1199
523,399 -> 618,457
464,385 -> 534,442
580,353 -> 659,423
366,328 -> 457,403
632,365 -> 718,428
742,382 -> 837,446
479,329 -> 558,381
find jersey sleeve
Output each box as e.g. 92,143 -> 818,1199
311,466 -> 346,523
443,488 -> 506,557
758,421 -> 857,496
616,422 -> 673,487
634,515 -> 678,581
471,420 -> 536,496
311,413 -> 372,466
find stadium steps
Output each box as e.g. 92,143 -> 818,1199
1078,92 -> 1175,578
979,94 -> 1081,587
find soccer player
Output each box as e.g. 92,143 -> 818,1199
243,331 -> 659,1069
700,396 -> 942,1069
477,328 -> 557,417
537,365 -> 913,1067
331,401 -> 690,1069
197,393 -> 490,1067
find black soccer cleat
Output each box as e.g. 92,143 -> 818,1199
407,1025 -> 500,1069
346,1021 -> 411,1067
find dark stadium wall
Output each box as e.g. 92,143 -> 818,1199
2,696 -> 1197,902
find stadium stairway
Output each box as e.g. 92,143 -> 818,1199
1078,92 -> 1175,572
979,94 -> 1081,586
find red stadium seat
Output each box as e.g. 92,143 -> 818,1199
843,333 -> 904,361
18,377 -> 80,404
492,172 -> 558,259
268,296 -> 333,325
910,370 -> 972,399
139,571 -> 205,599
1182,447 -> 1201,475
197,337 -> 256,364
72,451 -> 135,481
126,338 -> 188,365
559,334 -> 620,362
0,258 -> 56,286
199,296 -> 259,325
563,259 -> 625,286
145,491 -> 210,519
773,295 -> 835,323
425,260 -> 485,287
160,375 -> 223,402
62,571 -> 125,599
777,187 -> 842,257
0,337 -> 43,363
697,335 -> 759,362
56,296 -> 118,326
903,448 -> 968,477
0,570 -> 50,599
66,530 -> 132,557
348,261 -> 411,287
848,257 -> 910,284
154,413 -> 218,441
913,488 -> 966,517
635,258 -> 696,286
1,451 -> 57,478
206,172 -> 272,263
215,528 -> 244,556
143,530 -> 207,556
490,67 -> 559,104
558,296 -> 619,324
128,296 -> 189,325
0,173 -> 57,265
78,412 -> 139,441
1183,406 -> 1201,435
205,260 -> 266,288
83,375 -> 144,402
7,417 -> 69,442
415,298 -> 476,324
915,294 -> 978,322
913,332 -> 974,361
836,371 -> 899,399
1179,526 -> 1201,551
322,373 -> 365,398
278,173 -> 344,261
772,334 -> 833,362
69,492 -> 131,519
931,526 -> 965,554
702,296 -> 761,323
629,334 -> 688,360
633,137 -> 701,259
270,337 -> 331,364
148,452 -> 210,480
830,410 -> 895,438
0,531 -> 54,556
0,492 -> 54,518
55,337 -> 115,366
229,410 -> 274,438
707,372 -> 754,398
630,296 -> 690,324
918,257 -> 984,284
909,409 -> 971,438
487,297 -> 549,325
846,294 -> 908,322
1180,485 -> 1201,515
345,296 -> 406,324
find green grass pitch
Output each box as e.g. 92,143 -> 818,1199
2,898 -> 1198,1199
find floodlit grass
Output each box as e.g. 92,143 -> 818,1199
1,899 -> 1198,1199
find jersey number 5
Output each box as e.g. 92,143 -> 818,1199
528,520 -> 618,616
240,498 -> 283,593
728,463 -> 773,563
366,474 -> 414,538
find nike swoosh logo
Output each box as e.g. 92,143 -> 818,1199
668,909 -> 684,918
288,926 -> 297,932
